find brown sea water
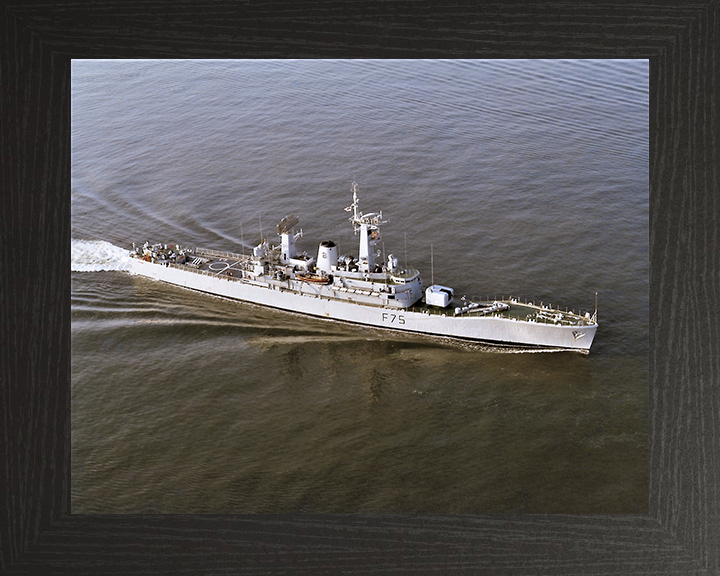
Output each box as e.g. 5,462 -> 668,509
71,59 -> 648,513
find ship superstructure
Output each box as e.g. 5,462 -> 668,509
129,183 -> 598,352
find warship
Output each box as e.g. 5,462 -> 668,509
129,183 -> 598,352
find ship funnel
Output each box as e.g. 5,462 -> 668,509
317,240 -> 338,273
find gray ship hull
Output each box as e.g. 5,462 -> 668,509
129,256 -> 597,352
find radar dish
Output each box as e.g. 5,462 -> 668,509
277,214 -> 300,234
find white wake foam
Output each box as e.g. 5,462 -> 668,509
72,239 -> 134,272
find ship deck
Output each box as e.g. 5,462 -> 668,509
145,247 -> 595,328
195,256 -> 248,276
408,299 -> 594,327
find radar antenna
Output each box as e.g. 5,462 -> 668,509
346,181 -> 386,233
277,214 -> 300,235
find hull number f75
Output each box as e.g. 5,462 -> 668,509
382,312 -> 405,325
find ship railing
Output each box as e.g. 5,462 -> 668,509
165,261 -> 242,281
194,247 -> 248,260
466,309 -> 586,326
415,304 -> 587,326
462,296 -> 592,326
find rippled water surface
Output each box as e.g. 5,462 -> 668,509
72,59 -> 648,513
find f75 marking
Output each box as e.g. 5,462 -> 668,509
381,312 -> 405,325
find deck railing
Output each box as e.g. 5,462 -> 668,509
165,261 -> 241,280
412,301 -> 589,326
194,247 -> 247,259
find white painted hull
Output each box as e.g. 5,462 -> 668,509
130,258 -> 597,352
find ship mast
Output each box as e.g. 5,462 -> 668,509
431,243 -> 434,285
346,182 -> 386,273
277,213 -> 301,264
594,291 -> 598,323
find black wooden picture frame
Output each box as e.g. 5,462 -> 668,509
2,2 -> 717,574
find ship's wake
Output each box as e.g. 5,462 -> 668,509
72,239 -> 134,272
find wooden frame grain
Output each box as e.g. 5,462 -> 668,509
2,2 -> 717,573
